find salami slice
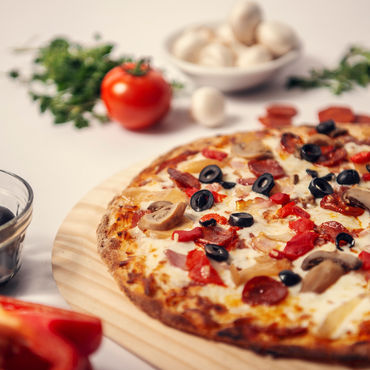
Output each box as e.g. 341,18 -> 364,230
318,106 -> 355,123
248,159 -> 286,179
280,132 -> 303,154
266,104 -> 298,118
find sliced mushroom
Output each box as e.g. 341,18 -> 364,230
343,186 -> 370,212
231,141 -> 272,159
147,201 -> 173,212
307,134 -> 335,147
300,259 -> 345,294
301,251 -> 362,272
138,202 -> 187,231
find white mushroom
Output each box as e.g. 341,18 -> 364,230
191,87 -> 225,127
215,23 -> 237,44
172,30 -> 209,62
257,20 -> 298,57
236,44 -> 272,67
197,42 -> 235,67
229,0 -> 263,46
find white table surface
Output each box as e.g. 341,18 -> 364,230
0,0 -> 370,369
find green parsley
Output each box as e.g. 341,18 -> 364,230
9,36 -> 129,128
286,45 -> 370,95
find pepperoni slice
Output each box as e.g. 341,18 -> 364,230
200,213 -> 228,225
318,106 -> 355,123
167,168 -> 200,190
201,148 -> 228,161
248,159 -> 286,179
237,177 -> 257,186
259,115 -> 292,128
317,147 -> 347,167
317,221 -> 350,243
355,114 -> 370,123
242,276 -> 288,306
266,104 -> 298,118
320,192 -> 365,217
198,225 -> 236,248
280,132 -> 303,154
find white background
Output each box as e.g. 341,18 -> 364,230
0,0 -> 370,369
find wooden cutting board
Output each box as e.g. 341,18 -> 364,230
52,162 -> 354,370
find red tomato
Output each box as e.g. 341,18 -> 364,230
101,61 -> 172,130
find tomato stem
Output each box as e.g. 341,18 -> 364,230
125,58 -> 150,76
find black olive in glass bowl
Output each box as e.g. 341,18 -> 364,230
252,173 -> 274,196
335,232 -> 355,251
190,190 -> 214,212
228,212 -> 254,228
308,177 -> 334,198
316,120 -> 336,135
0,206 -> 15,226
279,270 -> 302,287
205,244 -> 229,262
300,144 -> 322,163
336,169 -> 360,185
199,165 -> 223,184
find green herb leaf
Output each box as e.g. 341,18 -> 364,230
286,45 -> 370,95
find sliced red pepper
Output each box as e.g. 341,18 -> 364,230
320,193 -> 364,217
186,249 -> 224,286
270,192 -> 290,205
277,201 -> 310,219
318,106 -> 355,123
350,151 -> 370,164
266,104 -> 298,118
363,173 -> 370,181
172,227 -> 203,242
359,251 -> 370,270
289,218 -> 315,233
0,296 -> 102,370
200,213 -> 228,225
201,148 -> 228,161
283,231 -> 318,261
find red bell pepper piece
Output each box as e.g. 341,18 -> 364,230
270,192 -> 290,205
350,151 -> 370,164
201,148 -> 228,161
289,218 -> 315,233
186,250 -> 224,286
277,201 -> 310,219
172,227 -> 203,242
359,251 -> 370,270
283,231 -> 318,261
363,173 -> 370,181
0,296 -> 102,370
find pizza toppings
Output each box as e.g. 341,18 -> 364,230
219,180 -> 236,189
201,148 -> 228,161
335,232 -> 355,251
278,270 -> 301,287
280,132 -> 303,154
248,158 -> 286,179
172,227 -> 203,242
252,173 -> 275,196
359,251 -> 370,270
289,218 -> 315,233
342,187 -> 370,212
147,201 -> 172,212
190,190 -> 214,212
350,151 -> 370,164
242,276 -> 288,306
168,167 -> 200,190
186,249 -> 225,286
316,119 -> 336,135
231,140 -> 271,159
283,231 -> 318,261
300,144 -> 322,163
165,249 -> 187,270
270,192 -> 290,205
205,244 -> 229,262
320,192 -> 365,216
200,213 -> 228,226
199,165 -> 223,183
138,202 -> 187,231
306,168 -> 318,178
316,146 -> 347,167
277,201 -> 310,219
317,221 -> 350,243
318,106 -> 355,123
308,177 -> 334,198
336,169 -> 360,185
228,212 -> 254,228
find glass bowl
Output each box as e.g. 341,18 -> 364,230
0,170 -> 33,284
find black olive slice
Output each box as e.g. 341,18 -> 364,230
190,190 -> 214,212
199,218 -> 216,227
220,181 -> 236,189
308,178 -> 334,198
199,165 -> 223,184
205,244 -> 229,262
366,163 -> 370,173
336,169 -> 360,185
335,232 -> 355,251
306,169 -> 318,178
300,144 -> 322,163
279,270 -> 302,287
252,173 -> 274,196
0,206 -> 15,226
228,212 -> 254,228
316,119 -> 336,135
320,172 -> 335,182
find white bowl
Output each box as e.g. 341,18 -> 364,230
163,22 -> 302,92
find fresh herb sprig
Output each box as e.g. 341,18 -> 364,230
286,45 -> 370,95
9,36 -> 130,128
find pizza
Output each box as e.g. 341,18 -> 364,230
97,120 -> 370,365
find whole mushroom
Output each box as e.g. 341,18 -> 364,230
236,44 -> 272,67
197,42 -> 235,67
172,30 -> 210,62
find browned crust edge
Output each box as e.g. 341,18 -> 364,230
97,124 -> 370,366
